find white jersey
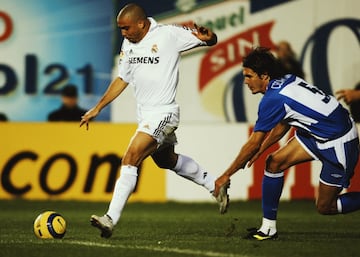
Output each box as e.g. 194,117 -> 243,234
118,18 -> 206,113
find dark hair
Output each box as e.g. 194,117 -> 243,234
243,47 -> 286,80
61,85 -> 78,97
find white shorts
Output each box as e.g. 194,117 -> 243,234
136,104 -> 179,146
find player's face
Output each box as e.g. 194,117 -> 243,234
243,67 -> 268,94
117,16 -> 145,43
62,96 -> 78,109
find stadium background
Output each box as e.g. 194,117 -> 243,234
0,0 -> 359,202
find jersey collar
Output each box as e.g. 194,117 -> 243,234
148,17 -> 158,33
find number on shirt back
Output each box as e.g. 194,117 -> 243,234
297,81 -> 331,104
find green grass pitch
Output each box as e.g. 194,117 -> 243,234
1,200 -> 360,257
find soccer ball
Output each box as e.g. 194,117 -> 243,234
33,211 -> 66,239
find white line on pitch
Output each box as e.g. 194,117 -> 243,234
66,240 -> 247,257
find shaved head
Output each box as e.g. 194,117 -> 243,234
117,3 -> 147,23
116,3 -> 150,43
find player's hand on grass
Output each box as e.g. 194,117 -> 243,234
80,107 -> 99,130
213,174 -> 230,197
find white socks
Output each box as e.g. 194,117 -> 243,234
337,198 -> 342,213
172,154 -> 215,192
106,165 -> 138,225
106,154 -> 214,225
259,217 -> 277,236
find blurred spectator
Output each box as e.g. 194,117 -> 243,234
275,40 -> 305,79
336,82 -> 360,122
0,112 -> 8,121
48,85 -> 87,121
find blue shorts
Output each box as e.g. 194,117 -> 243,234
295,122 -> 359,188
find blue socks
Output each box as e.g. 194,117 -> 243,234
261,172 -> 360,215
338,192 -> 360,214
262,171 -> 284,220
259,170 -> 360,235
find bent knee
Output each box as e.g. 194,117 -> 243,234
265,154 -> 285,172
123,149 -> 143,166
316,202 -> 335,215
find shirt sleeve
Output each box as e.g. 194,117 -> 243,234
167,24 -> 206,52
117,43 -> 131,83
254,95 -> 287,132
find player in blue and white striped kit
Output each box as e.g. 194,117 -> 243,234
214,47 -> 360,240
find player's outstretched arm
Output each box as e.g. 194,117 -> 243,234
80,77 -> 128,130
214,131 -> 267,195
247,122 -> 290,167
192,24 -> 217,46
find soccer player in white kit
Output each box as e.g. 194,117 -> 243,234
214,47 -> 360,240
80,3 -> 229,238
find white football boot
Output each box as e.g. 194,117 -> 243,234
214,181 -> 230,214
90,214 -> 113,238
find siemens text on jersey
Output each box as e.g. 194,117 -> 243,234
129,56 -> 160,64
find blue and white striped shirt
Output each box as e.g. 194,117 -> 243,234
254,75 -> 351,141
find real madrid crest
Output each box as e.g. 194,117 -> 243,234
151,44 -> 158,53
